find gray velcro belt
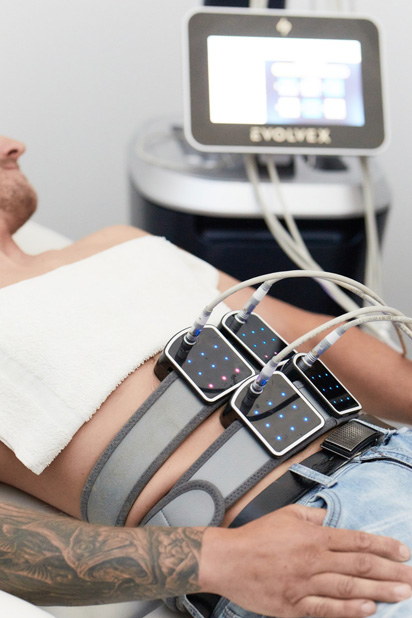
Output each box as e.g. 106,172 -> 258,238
81,369 -> 351,528
141,413 -> 341,528
81,371 -> 221,525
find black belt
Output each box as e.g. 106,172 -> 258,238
188,415 -> 392,618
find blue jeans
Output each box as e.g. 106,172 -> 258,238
209,426 -> 412,618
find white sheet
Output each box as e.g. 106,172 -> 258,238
0,235 -> 225,473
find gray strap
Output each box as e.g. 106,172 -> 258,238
142,413 -> 340,528
141,420 -> 275,527
81,371 -> 220,525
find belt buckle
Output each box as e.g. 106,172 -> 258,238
321,420 -> 385,459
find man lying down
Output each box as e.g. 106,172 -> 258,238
0,134 -> 412,618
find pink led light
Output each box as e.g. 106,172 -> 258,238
208,383 -> 214,389
234,368 -> 240,374
221,376 -> 227,381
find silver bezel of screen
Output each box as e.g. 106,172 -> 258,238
183,8 -> 387,155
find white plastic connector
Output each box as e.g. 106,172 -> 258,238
185,308 -> 212,344
236,280 -> 274,323
299,325 -> 346,369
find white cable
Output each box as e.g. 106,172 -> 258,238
244,155 -> 313,268
279,305 -> 407,362
185,268 -> 408,355
236,280 -> 274,323
299,325 -> 347,369
361,156 -> 383,296
204,269 -> 385,314
245,153 -> 393,343
265,157 -> 313,259
342,314 -> 412,336
236,272 -> 394,336
265,156 -> 376,314
251,309 -> 412,392
244,154 -> 361,313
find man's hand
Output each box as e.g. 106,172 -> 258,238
200,504 -> 412,618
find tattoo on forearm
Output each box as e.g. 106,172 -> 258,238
0,503 -> 204,606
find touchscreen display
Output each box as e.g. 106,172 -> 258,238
207,36 -> 365,127
185,9 -> 386,154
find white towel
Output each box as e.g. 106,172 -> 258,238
0,235 -> 227,474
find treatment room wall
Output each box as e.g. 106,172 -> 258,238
0,0 -> 411,322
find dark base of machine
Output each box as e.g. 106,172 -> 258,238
130,184 -> 387,316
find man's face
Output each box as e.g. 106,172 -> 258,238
0,135 -> 38,233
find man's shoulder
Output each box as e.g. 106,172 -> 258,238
51,225 -> 150,265
81,225 -> 149,247
72,225 -> 149,254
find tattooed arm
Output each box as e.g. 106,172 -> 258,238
0,502 -> 204,606
1,502 -> 412,617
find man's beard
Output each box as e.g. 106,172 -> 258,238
0,168 -> 38,234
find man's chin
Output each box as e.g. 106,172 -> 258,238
0,167 -> 38,233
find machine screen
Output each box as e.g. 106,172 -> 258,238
207,36 -> 364,128
184,9 -> 386,154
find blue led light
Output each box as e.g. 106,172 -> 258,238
290,426 -> 295,431
198,371 -> 203,376
292,404 -> 297,409
267,400 -> 273,406
303,417 -> 309,422
277,435 -> 282,441
187,359 -> 192,364
279,413 -> 284,419
214,344 -> 219,349
200,352 -> 205,357
251,330 -> 255,334
281,392 -> 286,397
224,356 -> 229,361
265,422 -> 270,428
261,327 -> 265,331
254,410 -> 259,415
211,363 -> 216,368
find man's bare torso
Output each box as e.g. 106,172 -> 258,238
0,225 -> 372,527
